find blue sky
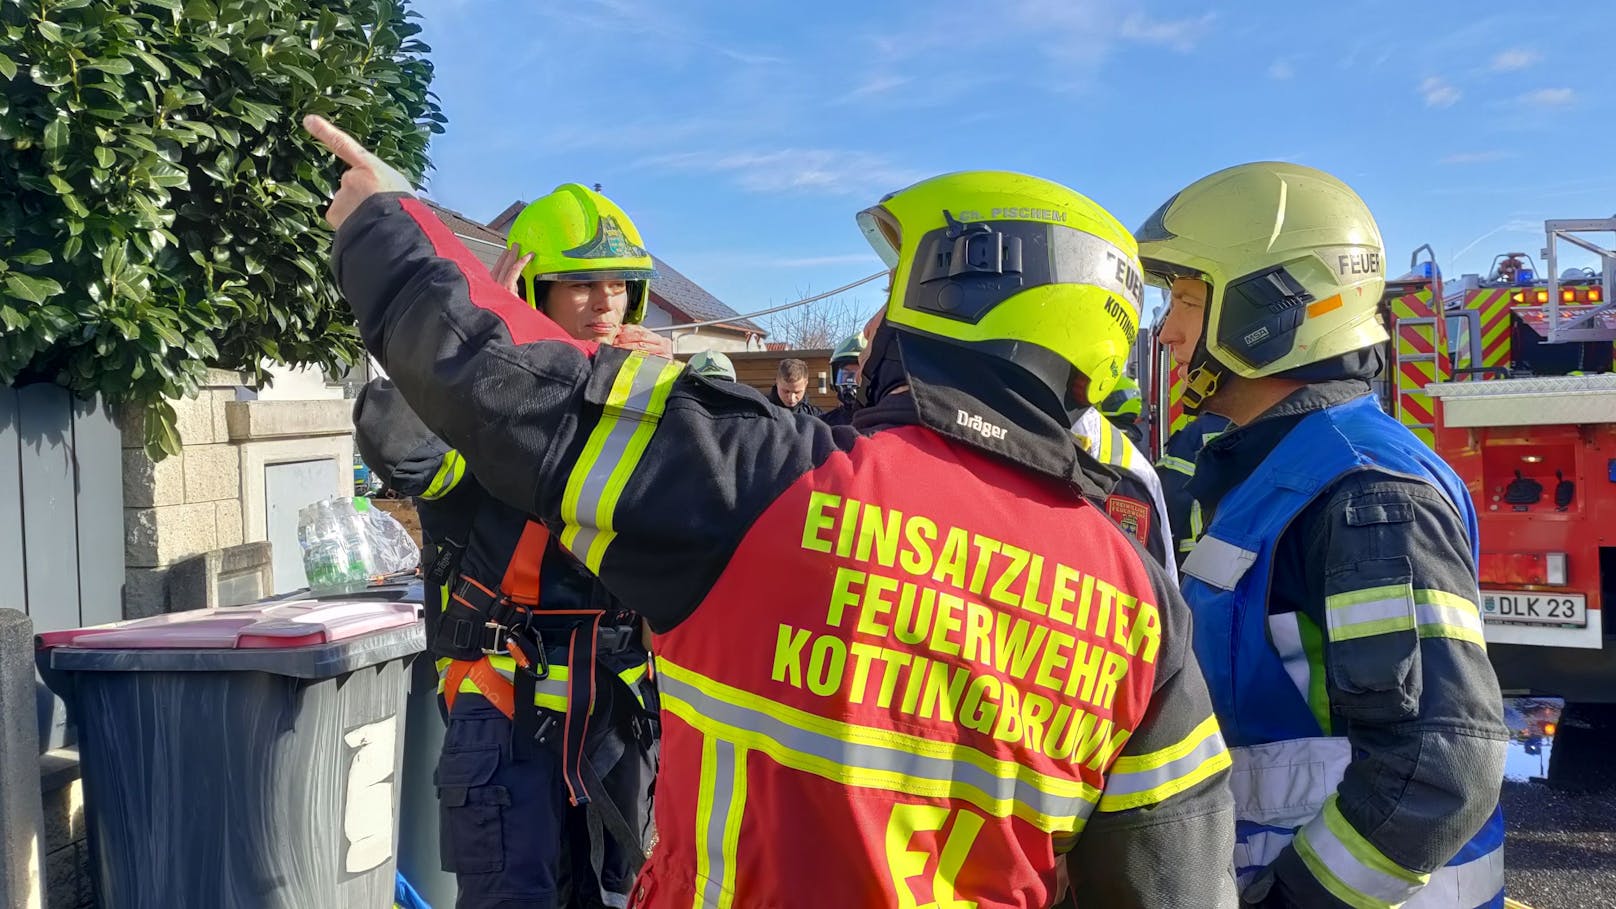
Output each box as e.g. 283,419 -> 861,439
410,0 -> 1616,329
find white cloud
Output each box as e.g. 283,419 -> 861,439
841,74 -> 911,102
1520,87 -> 1575,107
1439,150 -> 1517,165
1268,59 -> 1294,80
1118,11 -> 1218,52
639,149 -> 927,198
1420,76 -> 1461,108
762,254 -> 882,268
1490,48 -> 1539,72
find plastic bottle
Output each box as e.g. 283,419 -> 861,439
298,500 -> 348,593
332,498 -> 376,591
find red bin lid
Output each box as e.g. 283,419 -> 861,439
37,599 -> 419,650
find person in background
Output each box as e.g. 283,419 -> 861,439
819,332 -> 867,426
1099,373 -> 1146,447
767,358 -> 822,416
353,184 -> 666,909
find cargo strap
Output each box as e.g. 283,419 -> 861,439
441,643 -> 648,875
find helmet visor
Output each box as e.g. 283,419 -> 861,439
899,217 -> 1144,333
857,206 -> 903,269
530,268 -> 658,282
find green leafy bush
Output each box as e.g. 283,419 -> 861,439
0,0 -> 442,456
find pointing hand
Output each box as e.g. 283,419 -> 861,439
302,114 -> 414,230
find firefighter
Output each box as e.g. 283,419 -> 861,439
1138,161 -> 1508,908
1098,373 -> 1146,447
819,332 -> 867,426
1154,411 -> 1232,566
309,115 -> 1238,908
352,185 -> 664,909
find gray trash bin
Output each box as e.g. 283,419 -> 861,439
37,598 -> 425,909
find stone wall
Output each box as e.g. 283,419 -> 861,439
40,753 -> 91,909
120,370 -> 247,619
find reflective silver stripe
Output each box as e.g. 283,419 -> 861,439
1402,848 -> 1506,908
1325,585 -> 1416,642
1098,721 -> 1228,809
1182,535 -> 1258,590
441,658 -> 570,705
1267,613 -> 1312,706
1231,737 -> 1505,905
1295,795 -> 1428,905
1157,455 -> 1195,476
1414,591 -> 1487,648
660,671 -> 1096,829
1107,423 -> 1130,469
561,354 -> 682,570
700,739 -> 741,909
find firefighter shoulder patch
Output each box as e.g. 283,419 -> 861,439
1105,494 -> 1152,546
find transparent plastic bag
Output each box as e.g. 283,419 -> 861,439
297,497 -> 420,593
354,497 -> 420,576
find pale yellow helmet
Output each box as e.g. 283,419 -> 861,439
1135,162 -> 1388,410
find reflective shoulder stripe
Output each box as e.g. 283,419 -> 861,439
1413,589 -> 1487,649
1294,793 -> 1429,908
1156,455 -> 1195,477
1181,535 -> 1257,590
1095,421 -> 1115,464
420,449 -> 467,500
560,353 -> 684,573
1098,715 -> 1231,812
1324,584 -> 1416,642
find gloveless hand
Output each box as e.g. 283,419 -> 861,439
303,114 -> 414,230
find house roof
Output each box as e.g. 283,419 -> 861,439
649,256 -> 763,335
422,199 -> 508,272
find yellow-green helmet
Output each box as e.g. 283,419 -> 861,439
1135,162 -> 1388,411
857,171 -> 1143,407
1100,373 -> 1142,420
688,350 -> 736,381
829,332 -> 866,367
506,184 -> 658,324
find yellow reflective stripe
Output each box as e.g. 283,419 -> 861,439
1414,589 -> 1487,648
692,737 -> 746,909
421,449 -> 467,500
1098,715 -> 1230,812
1156,455 -> 1195,477
1295,794 -> 1429,909
1108,424 -> 1132,469
438,658 -> 574,711
1096,422 -> 1115,464
559,354 -> 683,573
560,357 -> 645,553
658,658 -> 1097,834
1325,584 -> 1416,642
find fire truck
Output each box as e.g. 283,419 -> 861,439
1145,217 -> 1616,785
